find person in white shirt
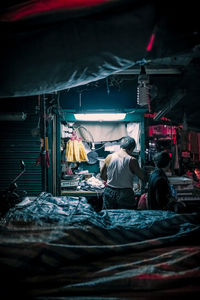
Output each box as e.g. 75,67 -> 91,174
100,136 -> 147,209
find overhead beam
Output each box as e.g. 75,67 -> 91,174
115,67 -> 182,75
153,89 -> 186,121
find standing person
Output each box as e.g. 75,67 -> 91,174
147,151 -> 175,210
100,136 -> 147,209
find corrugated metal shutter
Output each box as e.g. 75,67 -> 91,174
0,115 -> 42,196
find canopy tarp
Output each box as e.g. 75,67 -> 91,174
0,0 -> 198,97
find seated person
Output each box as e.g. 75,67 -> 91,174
147,151 -> 174,210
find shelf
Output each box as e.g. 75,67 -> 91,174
61,189 -> 104,197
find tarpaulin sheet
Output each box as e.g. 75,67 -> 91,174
0,193 -> 200,298
0,0 -> 198,97
0,0 -> 154,97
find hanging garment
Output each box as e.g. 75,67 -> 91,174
66,138 -> 88,162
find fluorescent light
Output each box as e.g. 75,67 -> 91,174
74,113 -> 126,121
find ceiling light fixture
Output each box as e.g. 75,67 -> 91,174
74,113 -> 126,121
137,66 -> 150,106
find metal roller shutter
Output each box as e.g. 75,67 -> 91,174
0,115 -> 42,196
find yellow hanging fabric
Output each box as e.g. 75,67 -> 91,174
66,137 -> 88,162
66,139 -> 74,162
79,140 -> 88,162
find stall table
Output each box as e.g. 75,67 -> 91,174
61,189 -> 104,197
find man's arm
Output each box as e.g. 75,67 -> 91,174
129,158 -> 147,182
100,154 -> 112,181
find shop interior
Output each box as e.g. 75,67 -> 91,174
58,100 -> 200,212
0,1 -> 200,299
31,73 -> 200,213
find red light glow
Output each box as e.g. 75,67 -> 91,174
146,33 -> 155,52
0,0 -> 112,22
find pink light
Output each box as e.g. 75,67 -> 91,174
146,33 -> 155,52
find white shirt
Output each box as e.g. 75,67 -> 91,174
106,152 -> 134,189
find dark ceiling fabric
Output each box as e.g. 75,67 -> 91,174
0,0 -> 199,97
0,0 -> 156,97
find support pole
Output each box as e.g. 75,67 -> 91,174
40,94 -> 48,192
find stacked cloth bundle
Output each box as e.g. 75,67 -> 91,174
66,136 -> 88,163
78,176 -> 105,191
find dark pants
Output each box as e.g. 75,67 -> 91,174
102,186 -> 136,209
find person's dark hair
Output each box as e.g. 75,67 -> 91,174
120,136 -> 136,151
153,151 -> 171,168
